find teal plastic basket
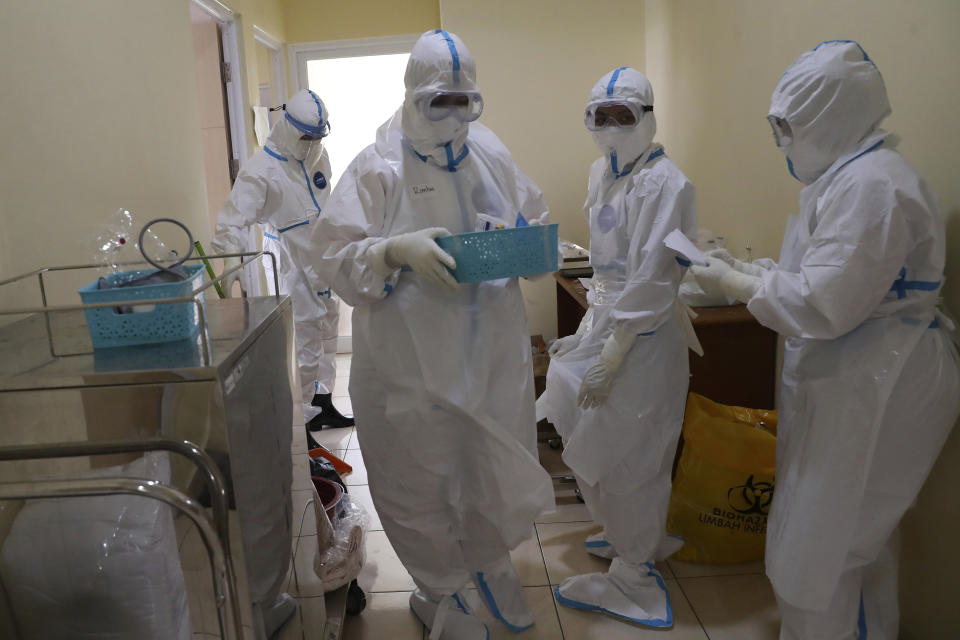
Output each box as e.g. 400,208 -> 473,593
77,265 -> 206,349
435,223 -> 559,283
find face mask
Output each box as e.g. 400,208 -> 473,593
290,139 -> 312,161
780,137 -> 834,184
592,114 -> 655,174
426,116 -> 468,146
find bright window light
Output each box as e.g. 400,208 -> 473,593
307,53 -> 410,189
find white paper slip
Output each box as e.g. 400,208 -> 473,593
664,229 -> 708,266
578,277 -> 592,290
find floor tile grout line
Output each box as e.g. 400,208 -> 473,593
672,571 -> 764,580
673,576 -> 713,640
530,523 -> 552,590
546,580 -> 568,640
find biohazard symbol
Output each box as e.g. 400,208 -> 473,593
727,475 -> 774,515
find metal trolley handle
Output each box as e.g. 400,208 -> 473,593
0,251 -> 280,363
0,437 -> 243,640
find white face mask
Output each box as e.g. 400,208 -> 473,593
291,138 -> 315,161
424,116 -> 467,147
780,137 -> 835,184
592,113 -> 656,174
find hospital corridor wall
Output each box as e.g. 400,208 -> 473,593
0,0 -> 211,309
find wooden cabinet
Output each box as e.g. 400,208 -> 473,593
554,273 -> 777,409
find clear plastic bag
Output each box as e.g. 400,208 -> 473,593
0,452 -> 191,639
92,208 -> 180,274
311,491 -> 369,593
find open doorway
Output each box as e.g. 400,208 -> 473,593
188,4 -> 233,237
289,35 -> 416,353
188,0 -> 257,297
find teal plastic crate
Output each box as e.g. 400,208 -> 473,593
77,265 -> 206,349
435,223 -> 558,283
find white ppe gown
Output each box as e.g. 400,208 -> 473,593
312,111 -> 554,596
538,144 -> 697,565
213,114 -> 339,402
748,41 -> 960,640
749,42 -> 960,639
752,140 -> 960,632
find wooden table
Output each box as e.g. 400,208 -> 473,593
553,272 -> 777,409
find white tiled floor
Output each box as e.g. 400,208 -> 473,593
271,353 -> 782,639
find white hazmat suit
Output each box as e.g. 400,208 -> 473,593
537,67 -> 698,627
311,30 -> 554,639
693,41 -> 960,639
213,89 -> 352,430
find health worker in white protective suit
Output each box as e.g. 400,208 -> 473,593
536,67 -> 699,627
692,41 -> 960,639
213,89 -> 354,434
310,30 -> 554,639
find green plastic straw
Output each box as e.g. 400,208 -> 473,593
193,241 -> 226,299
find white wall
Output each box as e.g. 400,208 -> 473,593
0,0 -> 209,306
440,0 -> 646,338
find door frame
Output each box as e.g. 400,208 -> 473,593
287,34 -> 420,94
190,0 -> 250,172
253,25 -> 288,106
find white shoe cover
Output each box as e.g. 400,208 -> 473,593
261,592 -> 298,637
584,531 -> 684,561
554,558 -> 672,627
584,530 -> 618,559
473,557 -> 535,631
409,589 -> 490,640
657,533 -> 685,560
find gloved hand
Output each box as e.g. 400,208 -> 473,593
381,227 -> 459,290
548,334 -> 582,359
691,258 -> 760,303
706,248 -> 766,277
577,330 -> 636,409
221,256 -> 246,298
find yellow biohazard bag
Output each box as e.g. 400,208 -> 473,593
666,392 -> 777,564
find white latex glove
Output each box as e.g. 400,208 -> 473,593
719,269 -> 761,303
706,248 -> 766,277
221,256 -> 245,298
381,227 -> 458,290
577,330 -> 636,409
691,258 -> 760,303
548,334 -> 582,359
549,310 -> 590,358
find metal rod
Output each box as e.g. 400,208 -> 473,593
0,437 -> 230,556
38,271 -> 55,358
194,298 -> 212,365
0,477 -> 243,640
0,252 -> 278,317
266,251 -> 280,299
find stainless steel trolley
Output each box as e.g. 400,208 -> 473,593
0,253 -> 301,639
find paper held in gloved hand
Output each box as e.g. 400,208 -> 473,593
663,229 -> 708,266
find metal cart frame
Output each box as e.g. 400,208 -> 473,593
0,251 -> 280,363
0,252 -> 282,639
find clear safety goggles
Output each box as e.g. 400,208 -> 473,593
420,91 -> 484,122
272,104 -> 331,139
768,115 -> 793,147
584,100 -> 653,131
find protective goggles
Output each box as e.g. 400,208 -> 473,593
767,115 -> 793,147
584,100 -> 652,131
420,91 -> 484,122
272,104 -> 331,139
